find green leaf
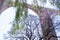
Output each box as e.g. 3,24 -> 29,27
15,0 -> 18,7
15,10 -> 20,23
11,24 -> 17,34
19,23 -> 24,30
12,0 -> 28,35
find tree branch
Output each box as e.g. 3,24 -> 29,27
0,1 -> 58,16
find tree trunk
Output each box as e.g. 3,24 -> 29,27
39,8 -> 58,40
0,0 -> 8,14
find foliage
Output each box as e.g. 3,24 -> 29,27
39,0 -> 47,4
11,0 -> 28,35
3,0 -> 59,40
49,0 -> 55,5
5,14 -> 41,40
49,0 -> 60,9
56,0 -> 60,9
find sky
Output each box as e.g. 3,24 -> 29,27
0,7 -> 38,40
0,0 -> 60,40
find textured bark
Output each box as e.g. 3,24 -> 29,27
0,0 -> 8,14
0,0 -> 3,6
0,1 -> 58,40
39,8 -> 58,40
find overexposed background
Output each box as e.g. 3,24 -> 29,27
0,0 -> 60,40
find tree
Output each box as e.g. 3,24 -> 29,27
49,0 -> 60,9
0,0 -> 9,14
4,14 -> 43,40
0,0 -> 58,40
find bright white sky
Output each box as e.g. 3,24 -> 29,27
0,7 -> 38,40
0,0 -> 60,40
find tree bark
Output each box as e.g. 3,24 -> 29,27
0,0 -> 8,14
39,8 -> 58,40
0,1 -> 58,40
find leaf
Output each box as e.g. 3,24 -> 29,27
15,0 -> 18,7
12,0 -> 28,35
11,24 -> 17,35
19,23 -> 24,30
